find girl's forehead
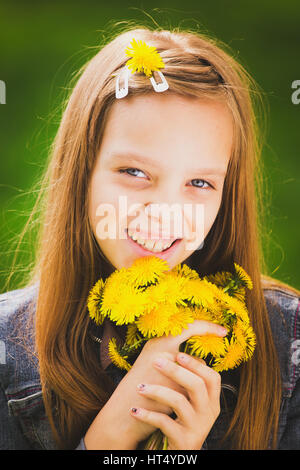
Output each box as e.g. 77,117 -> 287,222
107,92 -> 230,121
99,93 -> 233,169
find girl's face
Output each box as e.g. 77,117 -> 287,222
89,93 -> 233,271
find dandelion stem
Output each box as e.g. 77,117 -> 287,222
122,337 -> 145,354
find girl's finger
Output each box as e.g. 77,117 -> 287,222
136,383 -> 195,425
152,355 -> 209,410
176,352 -> 221,404
174,320 -> 227,347
130,406 -> 181,445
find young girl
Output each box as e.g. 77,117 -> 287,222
0,25 -> 299,451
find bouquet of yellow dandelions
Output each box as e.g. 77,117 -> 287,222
87,256 -> 256,449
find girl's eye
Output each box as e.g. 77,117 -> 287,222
119,168 -> 146,178
189,179 -> 213,190
118,168 -> 213,190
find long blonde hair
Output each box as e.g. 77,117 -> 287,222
7,23 -> 300,449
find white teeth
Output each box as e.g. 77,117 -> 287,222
145,240 -> 156,250
130,232 -> 138,241
152,240 -> 167,252
127,229 -> 174,252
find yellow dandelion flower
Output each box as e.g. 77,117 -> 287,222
153,273 -> 189,307
234,263 -> 253,290
164,305 -> 195,336
100,269 -> 149,325
187,334 -> 226,358
221,292 -> 250,324
182,278 -> 217,308
244,326 -> 256,359
213,338 -> 245,372
136,304 -> 173,337
125,38 -> 165,78
204,279 -> 230,302
191,305 -> 213,322
108,338 -> 132,372
125,324 -> 143,349
204,271 -> 233,289
128,256 -> 169,287
206,271 -> 247,302
87,278 -> 106,325
143,282 -> 169,309
107,284 -> 148,325
231,321 -> 248,350
170,263 -> 200,280
100,268 -> 132,314
231,286 -> 246,303
213,304 -> 234,325
232,321 -> 256,359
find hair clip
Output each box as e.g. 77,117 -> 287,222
115,38 -> 169,99
115,66 -> 131,99
149,71 -> 169,93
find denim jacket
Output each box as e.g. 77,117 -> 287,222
0,281 -> 299,450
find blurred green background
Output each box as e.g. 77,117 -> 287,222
0,0 -> 299,292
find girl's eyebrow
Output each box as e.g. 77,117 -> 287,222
107,151 -> 227,177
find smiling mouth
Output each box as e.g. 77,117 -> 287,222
126,228 -> 182,253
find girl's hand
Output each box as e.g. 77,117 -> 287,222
130,352 -> 221,450
84,320 -> 226,450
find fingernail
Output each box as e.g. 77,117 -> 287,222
137,383 -> 146,391
131,407 -> 140,415
177,353 -> 189,363
220,327 -> 228,336
154,357 -> 167,368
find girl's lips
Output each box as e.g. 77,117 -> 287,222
125,229 -> 183,260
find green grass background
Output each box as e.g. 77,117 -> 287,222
0,0 -> 299,292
